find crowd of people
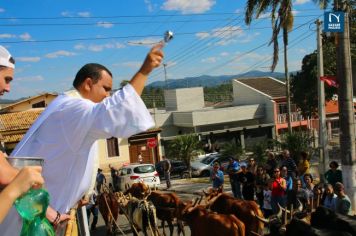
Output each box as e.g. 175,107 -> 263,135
210,149 -> 353,217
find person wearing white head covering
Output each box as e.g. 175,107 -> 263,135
0,44 -> 163,235
0,46 -> 46,224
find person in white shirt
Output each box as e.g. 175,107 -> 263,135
263,181 -> 273,218
0,44 -> 163,235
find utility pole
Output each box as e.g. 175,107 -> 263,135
335,0 -> 356,210
316,19 -> 329,182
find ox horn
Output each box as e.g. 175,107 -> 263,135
297,199 -> 303,212
277,204 -> 283,219
278,203 -> 290,213
251,210 -> 270,224
198,195 -> 203,205
192,197 -> 199,207
250,231 -> 262,236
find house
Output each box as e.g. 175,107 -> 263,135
153,86 -> 275,151
0,93 -> 57,113
233,77 -> 309,136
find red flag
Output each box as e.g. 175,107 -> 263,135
320,76 -> 338,88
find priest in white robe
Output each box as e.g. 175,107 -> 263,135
0,44 -> 163,235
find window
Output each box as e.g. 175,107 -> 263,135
32,100 -> 45,108
134,165 -> 155,174
107,137 -> 119,157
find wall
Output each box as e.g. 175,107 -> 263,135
164,87 -> 204,111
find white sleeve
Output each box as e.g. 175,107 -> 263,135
89,83 -> 155,138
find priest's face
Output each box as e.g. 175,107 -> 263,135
88,70 -> 113,103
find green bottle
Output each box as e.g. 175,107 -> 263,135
15,188 -> 55,236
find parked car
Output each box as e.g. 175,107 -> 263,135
116,163 -> 160,191
155,160 -> 189,179
191,154 -> 230,177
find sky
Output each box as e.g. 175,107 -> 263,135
0,0 -> 328,100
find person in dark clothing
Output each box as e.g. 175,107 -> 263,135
162,155 -> 171,189
266,152 -> 277,177
96,168 -> 106,194
255,166 -> 270,208
226,157 -> 241,198
281,149 -> 297,179
86,190 -> 98,231
238,162 -> 255,200
109,164 -> 118,191
324,161 -> 343,187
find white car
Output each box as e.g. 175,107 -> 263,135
116,163 -> 160,191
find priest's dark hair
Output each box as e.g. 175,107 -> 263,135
73,63 -> 112,89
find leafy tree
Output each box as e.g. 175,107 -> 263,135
220,142 -> 243,160
290,40 -> 337,117
166,134 -> 201,177
245,0 -> 295,133
279,131 -> 314,162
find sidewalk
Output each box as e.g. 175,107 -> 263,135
157,176 -> 232,196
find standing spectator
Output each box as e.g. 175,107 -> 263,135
211,162 -> 224,190
271,167 -> 286,213
334,182 -> 352,215
281,166 -> 293,208
263,181 -> 273,218
324,161 -> 343,187
109,164 -> 118,191
238,162 -> 255,200
226,157 -> 241,198
281,149 -> 297,178
162,155 -> 171,189
302,173 -> 314,210
288,179 -> 309,210
138,152 -> 143,164
96,168 -> 106,194
247,158 -> 258,175
86,190 -> 98,231
255,166 -> 270,208
297,151 -> 310,177
323,184 -> 337,210
266,152 -> 278,177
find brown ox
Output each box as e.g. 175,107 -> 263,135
97,192 -> 119,235
182,205 -> 245,236
124,182 -> 151,199
147,191 -> 189,236
205,193 -> 264,236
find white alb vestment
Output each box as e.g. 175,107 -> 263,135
0,84 -> 154,236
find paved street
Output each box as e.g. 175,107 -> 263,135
90,177 -> 231,236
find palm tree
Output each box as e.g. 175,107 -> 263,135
166,134 -> 201,177
245,0 -> 294,134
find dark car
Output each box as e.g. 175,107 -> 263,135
155,160 -> 189,179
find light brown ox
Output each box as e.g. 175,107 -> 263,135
182,205 -> 245,236
204,191 -> 264,236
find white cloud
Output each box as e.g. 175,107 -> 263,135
296,48 -> 307,54
201,57 -> 217,63
196,26 -> 246,46
0,8 -> 5,13
127,37 -> 160,47
78,12 -> 90,17
220,52 -> 229,57
16,75 -> 44,82
75,42 -> 125,52
96,21 -> 114,28
195,32 -> 210,39
294,0 -> 311,5
162,0 -> 216,14
61,11 -> 71,17
45,50 -> 77,58
144,0 -> 155,12
17,57 -> 41,62
19,33 -> 31,41
0,34 -> 16,39
291,10 -> 300,16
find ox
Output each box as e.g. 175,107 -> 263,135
147,191 -> 189,236
206,193 -> 264,236
182,205 -> 245,236
97,191 -> 120,235
311,206 -> 356,236
120,196 -> 160,236
124,182 -> 151,199
286,218 -> 352,236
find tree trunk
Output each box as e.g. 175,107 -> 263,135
284,28 -> 292,134
336,7 -> 356,211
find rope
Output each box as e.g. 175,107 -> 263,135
102,193 -> 127,236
